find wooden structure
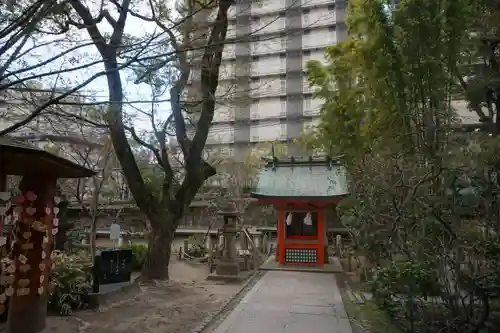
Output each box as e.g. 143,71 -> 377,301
0,137 -> 94,333
250,156 -> 348,266
66,199 -> 211,230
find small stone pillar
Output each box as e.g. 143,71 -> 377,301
205,235 -> 212,251
262,233 -> 268,254
240,232 -> 249,251
253,235 -> 260,251
336,234 -> 342,248
222,224 -> 237,262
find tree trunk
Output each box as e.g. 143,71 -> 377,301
141,218 -> 176,280
90,212 -> 98,264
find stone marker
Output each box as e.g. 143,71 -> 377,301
262,233 -> 269,254
109,222 -> 120,249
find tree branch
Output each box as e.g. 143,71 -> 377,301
173,0 -> 233,208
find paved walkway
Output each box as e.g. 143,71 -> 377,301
214,271 -> 353,333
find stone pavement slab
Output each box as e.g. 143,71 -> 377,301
213,271 -> 353,333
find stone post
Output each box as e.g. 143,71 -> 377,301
240,232 -> 249,251
224,227 -> 237,260
205,235 -> 212,252
253,235 -> 261,251
262,233 -> 268,254
183,239 -> 189,258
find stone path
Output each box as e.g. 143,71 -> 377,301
213,271 -> 353,333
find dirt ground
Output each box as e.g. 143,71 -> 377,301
41,257 -> 243,333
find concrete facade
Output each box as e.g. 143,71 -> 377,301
185,0 -> 347,160
181,0 -> 482,172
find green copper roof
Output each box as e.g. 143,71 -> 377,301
250,156 -> 349,199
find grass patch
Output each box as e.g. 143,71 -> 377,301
343,298 -> 400,333
342,286 -> 400,333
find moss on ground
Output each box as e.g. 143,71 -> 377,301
342,289 -> 400,333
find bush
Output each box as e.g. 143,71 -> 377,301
121,243 -> 148,271
49,251 -> 91,315
184,235 -> 208,258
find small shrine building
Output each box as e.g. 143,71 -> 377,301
0,137 -> 95,333
250,156 -> 348,266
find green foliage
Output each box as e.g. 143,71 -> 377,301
184,235 -> 207,258
305,1 -> 500,332
306,41 -> 368,158
140,163 -> 166,199
371,260 -> 437,300
129,138 -> 167,201
263,212 -> 275,226
121,243 -> 148,271
49,251 -> 92,316
368,261 -> 442,331
305,0 -> 476,160
65,228 -> 87,250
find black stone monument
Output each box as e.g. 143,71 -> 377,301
92,248 -> 133,293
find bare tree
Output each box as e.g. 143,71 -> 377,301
66,0 -> 312,279
206,141 -> 287,217
18,104 -> 123,257
59,139 -> 117,260
64,0 -> 231,280
0,0 -> 173,136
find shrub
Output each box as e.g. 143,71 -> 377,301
184,235 -> 207,258
121,243 -> 148,271
49,251 -> 91,315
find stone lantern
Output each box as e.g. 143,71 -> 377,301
215,201 -> 241,277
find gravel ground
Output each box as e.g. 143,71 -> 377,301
40,258 -> 244,333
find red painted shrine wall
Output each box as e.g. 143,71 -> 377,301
257,198 -> 342,266
276,205 -> 327,266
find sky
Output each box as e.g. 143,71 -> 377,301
10,0 -> 176,133
89,13 -> 167,132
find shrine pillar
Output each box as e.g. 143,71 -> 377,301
7,175 -> 57,333
318,210 -> 325,265
277,208 -> 285,264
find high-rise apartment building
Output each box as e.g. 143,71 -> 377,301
184,0 -> 348,161
182,0 -> 478,165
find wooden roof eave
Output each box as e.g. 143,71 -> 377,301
0,136 -> 95,178
250,192 -> 347,202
